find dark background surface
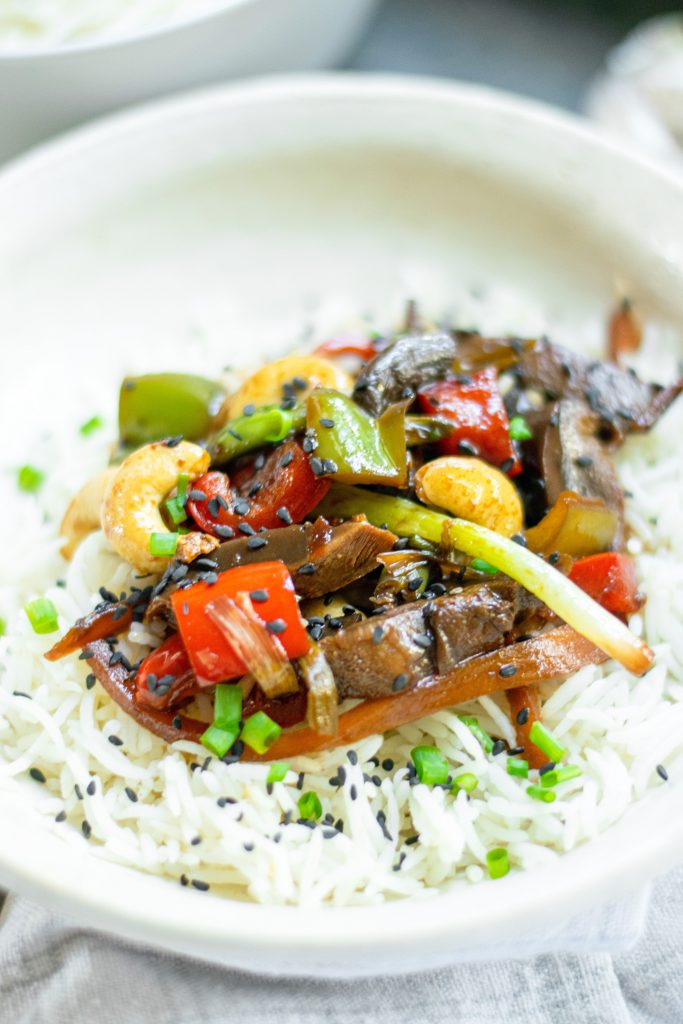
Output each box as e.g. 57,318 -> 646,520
348,0 -> 677,112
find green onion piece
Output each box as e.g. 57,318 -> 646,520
540,764 -> 582,788
298,791 -> 323,821
0,617 -> 6,637
507,757 -> 529,778
451,772 -> 478,793
214,683 -> 242,726
24,597 -> 59,635
177,525 -> 190,535
241,711 -> 282,755
17,465 -> 44,492
470,557 -> 498,575
527,784 -> 557,803
266,761 -> 290,785
149,532 -> 179,557
79,415 -> 104,437
459,715 -> 495,753
411,745 -> 450,786
486,847 -> 510,879
509,415 -> 533,441
211,403 -> 307,465
164,497 -> 187,526
176,473 -> 189,506
200,722 -> 239,758
529,720 -> 566,763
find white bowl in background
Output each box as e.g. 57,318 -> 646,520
0,0 -> 379,162
0,75 -> 682,976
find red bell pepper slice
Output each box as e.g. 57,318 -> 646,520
170,561 -> 309,684
568,552 -> 642,616
417,367 -> 521,475
135,632 -> 196,710
314,337 -> 379,361
186,440 -> 330,539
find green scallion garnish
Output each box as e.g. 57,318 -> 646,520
0,616 -> 5,637
214,683 -> 242,726
526,784 -> 556,803
486,847 -> 510,879
459,715 -> 495,753
451,772 -> 478,793
298,791 -> 323,821
25,597 -> 59,634
540,764 -> 582,788
17,465 -> 44,493
176,473 -> 189,506
149,531 -> 179,557
200,722 -> 239,758
470,557 -> 498,575
506,757 -> 529,778
529,721 -> 566,763
79,415 -> 104,437
241,711 -> 282,755
164,497 -> 187,526
508,416 -> 533,441
266,762 -> 290,785
411,745 -> 450,786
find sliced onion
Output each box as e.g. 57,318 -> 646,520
206,592 -> 299,698
297,642 -> 339,736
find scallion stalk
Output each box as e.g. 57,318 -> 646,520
79,415 -> 104,437
241,711 -> 282,755
25,597 -> 59,634
509,416 -> 533,441
451,772 -> 478,793
164,498 -> 187,526
529,721 -> 566,763
486,847 -> 510,879
214,683 -> 242,726
266,762 -> 290,785
460,715 -> 495,753
298,791 -> 323,821
149,532 -> 179,558
411,745 -> 450,786
527,784 -> 556,803
200,722 -> 239,758
540,764 -> 582,788
507,757 -> 529,778
17,465 -> 44,493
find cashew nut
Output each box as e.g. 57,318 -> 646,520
60,468 -> 118,559
101,441 -> 210,574
225,355 -> 354,420
415,456 -> 523,537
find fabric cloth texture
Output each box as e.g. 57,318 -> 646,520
0,867 -> 681,1024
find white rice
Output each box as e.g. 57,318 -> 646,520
1,292 -> 682,907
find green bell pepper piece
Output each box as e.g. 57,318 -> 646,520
210,403 -> 307,465
118,373 -> 225,446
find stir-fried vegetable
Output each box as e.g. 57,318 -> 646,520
170,561 -> 309,687
568,553 -> 641,616
306,389 -> 408,486
210,402 -> 307,465
119,373 -> 225,446
297,642 -> 339,736
524,491 -> 618,557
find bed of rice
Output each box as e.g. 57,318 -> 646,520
1,297 -> 682,907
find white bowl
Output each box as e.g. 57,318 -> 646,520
1,75 -> 682,977
0,0 -> 378,162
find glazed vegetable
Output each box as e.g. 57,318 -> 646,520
44,599 -> 134,660
170,561 -> 309,687
506,684 -> 545,770
306,389 -> 407,486
404,415 -> 457,446
210,403 -> 306,465
135,632 -> 197,710
608,298 -> 642,363
187,440 -> 330,537
314,337 -> 380,361
297,642 -> 339,736
316,484 -> 653,675
568,553 -> 641,616
524,491 -> 618,557
353,332 -> 457,416
241,626 -> 606,760
119,373 -> 225,446
417,368 -> 521,474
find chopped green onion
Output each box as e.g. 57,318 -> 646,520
529,721 -> 566,763
411,745 -> 450,786
298,791 -> 323,821
17,465 -> 44,492
149,532 -> 179,557
470,558 -> 498,574
507,757 -> 529,778
214,683 -> 242,726
266,761 -> 290,785
486,847 -> 510,879
451,772 -> 478,793
79,415 -> 104,437
527,784 -> 556,803
200,722 -> 239,758
509,415 -> 533,441
164,497 -> 187,526
176,473 -> 189,506
540,764 -> 582,788
460,715 -> 495,753
177,525 -> 190,535
0,617 -> 5,637
241,711 -> 282,755
25,597 -> 59,634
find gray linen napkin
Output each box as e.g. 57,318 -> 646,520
0,867 -> 681,1024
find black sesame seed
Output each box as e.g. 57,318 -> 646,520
337,766 -> 347,784
238,522 -> 256,536
108,735 -> 124,747
188,489 -> 207,501
164,435 -> 183,448
310,456 -> 323,476
266,618 -> 287,634
79,648 -> 94,660
74,784 -> 83,799
191,879 -> 210,891
296,772 -> 305,791
322,829 -> 338,839
309,624 -> 324,641
12,691 -> 32,699
408,574 -> 423,592
247,536 -> 268,550
302,435 -> 318,454
539,762 -> 556,776
319,417 -> 335,428
657,764 -> 669,781
511,533 -> 527,547
575,455 -> 594,468
405,834 -> 419,846
85,674 -> 96,690
81,820 -> 92,838
86,779 -> 96,796
233,499 -> 250,516
548,551 -> 561,565
29,767 -> 46,784
430,582 -> 447,596
276,506 -> 293,525
172,715 -> 182,730
112,604 -> 128,621
413,633 -> 433,650
298,562 -> 316,576
190,835 -> 202,846
125,787 -> 138,802
500,457 -> 515,474
249,481 -> 264,497
458,439 -> 478,457
55,810 -> 67,823
508,746 -> 525,756
215,525 -> 235,539
254,453 -> 266,470
180,874 -> 189,886
499,664 -> 517,678
347,750 -> 358,766
372,625 -> 384,645
279,451 -> 294,468
491,739 -> 507,756
243,841 -> 255,852
322,459 -> 338,474
382,759 -> 394,771
292,376 -> 308,391
242,403 -> 256,416
349,785 -> 358,801
516,707 -> 530,726
250,589 -> 269,603
392,673 -> 408,692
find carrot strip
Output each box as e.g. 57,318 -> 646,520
506,684 -> 545,769
45,603 -> 133,661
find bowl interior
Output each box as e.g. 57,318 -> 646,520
0,76 -> 682,975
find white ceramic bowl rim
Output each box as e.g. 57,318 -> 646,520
1,74 -> 683,974
0,0 -> 257,61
